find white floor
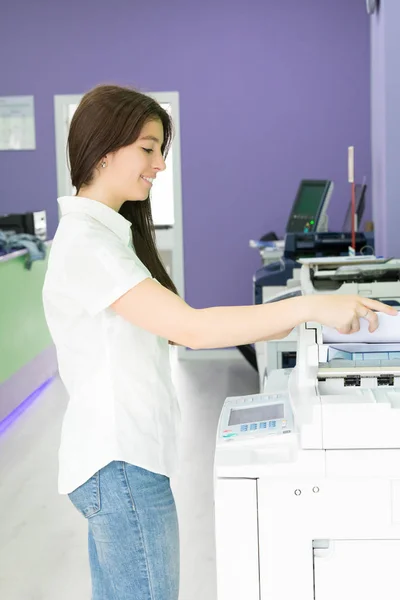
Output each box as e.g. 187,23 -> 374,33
0,353 -> 258,600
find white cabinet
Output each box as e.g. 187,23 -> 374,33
314,540 -> 400,600
214,478 -> 260,600
257,477 -> 397,600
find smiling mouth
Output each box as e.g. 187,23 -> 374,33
141,175 -> 154,185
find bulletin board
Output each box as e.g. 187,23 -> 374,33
0,95 -> 36,150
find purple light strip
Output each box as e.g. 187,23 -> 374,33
0,377 -> 55,436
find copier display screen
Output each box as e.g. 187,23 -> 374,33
228,404 -> 284,426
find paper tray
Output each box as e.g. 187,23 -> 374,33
323,343 -> 400,363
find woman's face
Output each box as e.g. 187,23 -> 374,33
104,119 -> 166,203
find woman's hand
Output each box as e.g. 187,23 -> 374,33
306,295 -> 398,334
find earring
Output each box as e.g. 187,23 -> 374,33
101,161 -> 106,168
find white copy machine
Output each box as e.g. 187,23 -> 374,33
215,311 -> 400,600
255,256 -> 400,390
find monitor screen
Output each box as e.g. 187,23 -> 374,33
293,182 -> 329,216
286,180 -> 332,233
228,403 -> 284,427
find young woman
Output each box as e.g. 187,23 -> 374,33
42,84 -> 396,600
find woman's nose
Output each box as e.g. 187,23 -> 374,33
153,154 -> 166,172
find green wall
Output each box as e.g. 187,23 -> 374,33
0,252 -> 52,384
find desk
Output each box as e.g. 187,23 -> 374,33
0,246 -> 57,423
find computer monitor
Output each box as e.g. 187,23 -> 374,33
342,183 -> 367,232
285,180 -> 334,234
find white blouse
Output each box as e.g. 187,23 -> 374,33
43,196 -> 181,494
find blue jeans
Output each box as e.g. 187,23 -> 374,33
68,461 -> 180,600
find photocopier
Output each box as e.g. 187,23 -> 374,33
254,244 -> 384,389
250,178 -> 334,270
214,309 -> 400,600
253,230 -> 374,306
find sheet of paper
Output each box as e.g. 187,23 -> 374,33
326,343 -> 400,354
299,256 -> 378,265
322,312 -> 400,344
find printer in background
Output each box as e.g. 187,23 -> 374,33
0,210 -> 47,241
252,180 -> 370,305
239,181 -> 371,373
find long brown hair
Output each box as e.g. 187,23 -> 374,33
68,84 -> 178,295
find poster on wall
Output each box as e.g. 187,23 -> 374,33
0,96 -> 36,151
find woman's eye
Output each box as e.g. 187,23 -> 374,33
142,148 -> 153,154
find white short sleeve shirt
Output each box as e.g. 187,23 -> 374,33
42,196 -> 181,494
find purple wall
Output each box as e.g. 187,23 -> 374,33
370,4 -> 387,256
371,0 -> 400,258
0,0 -> 371,307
